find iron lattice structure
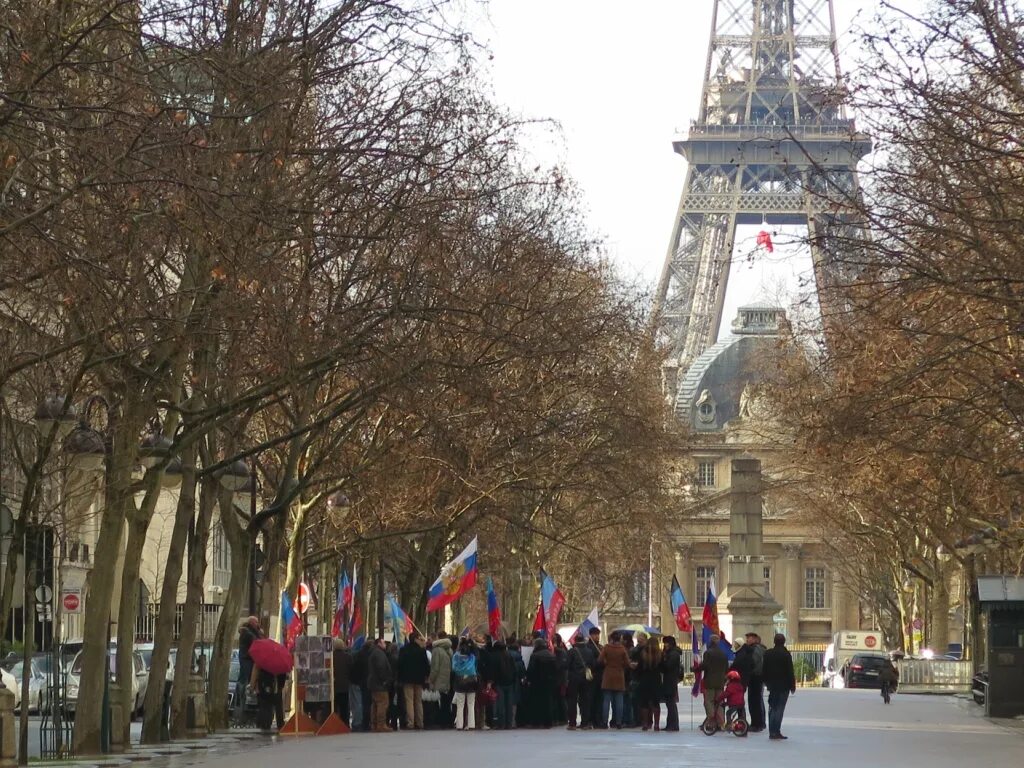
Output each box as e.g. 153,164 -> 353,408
655,0 -> 870,411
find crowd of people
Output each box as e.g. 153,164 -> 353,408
236,614 -> 800,739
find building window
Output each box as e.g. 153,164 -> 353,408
213,525 -> 231,572
626,571 -> 648,610
695,566 -> 716,607
696,460 -> 716,487
804,566 -> 827,609
763,566 -> 772,594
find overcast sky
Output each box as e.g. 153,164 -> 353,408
465,0 -> 926,338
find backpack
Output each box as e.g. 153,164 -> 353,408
751,644 -> 765,677
452,652 -> 478,692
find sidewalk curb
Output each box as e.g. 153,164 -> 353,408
31,731 -> 275,767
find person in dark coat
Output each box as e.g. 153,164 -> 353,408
508,640 -> 527,728
761,633 -> 796,740
332,639 -> 353,725
696,634 -> 729,728
489,640 -> 517,729
236,617 -> 262,720
634,638 -> 663,731
659,636 -> 682,732
586,627 -> 604,728
552,634 -> 569,725
525,638 -> 558,728
352,640 -> 373,731
367,638 -> 394,732
733,632 -> 766,731
397,632 -> 431,729
252,664 -> 286,732
567,635 -> 595,729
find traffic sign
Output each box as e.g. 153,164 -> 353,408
297,582 -> 311,614
62,591 -> 81,613
35,585 -> 53,604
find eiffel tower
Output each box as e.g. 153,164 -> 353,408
655,0 -> 870,412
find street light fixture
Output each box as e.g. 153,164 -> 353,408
138,430 -> 173,470
33,395 -> 77,437
62,423 -> 107,472
214,459 -> 250,492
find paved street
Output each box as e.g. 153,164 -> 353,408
147,689 -> 1021,768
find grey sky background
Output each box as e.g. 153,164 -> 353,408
465,1 -> 926,338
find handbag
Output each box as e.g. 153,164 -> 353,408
422,688 -> 440,703
575,647 -> 594,682
482,685 -> 498,705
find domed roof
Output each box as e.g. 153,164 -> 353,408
674,307 -> 786,430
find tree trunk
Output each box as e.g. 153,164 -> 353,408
931,562 -> 951,655
169,476 -> 215,738
140,448 -> 197,743
114,472 -> 162,745
207,487 -> 250,732
74,403 -> 145,755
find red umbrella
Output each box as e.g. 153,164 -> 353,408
249,638 -> 293,676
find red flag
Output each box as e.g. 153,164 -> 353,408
756,230 -> 774,253
531,600 -> 545,635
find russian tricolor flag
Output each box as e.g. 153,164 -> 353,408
332,570 -> 352,638
701,579 -> 734,661
426,536 -> 479,612
486,577 -> 502,637
281,590 -> 302,650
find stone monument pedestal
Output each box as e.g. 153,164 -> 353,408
719,457 -> 781,644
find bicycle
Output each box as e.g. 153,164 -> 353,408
701,703 -> 747,737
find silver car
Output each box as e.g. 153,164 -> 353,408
65,648 -> 149,718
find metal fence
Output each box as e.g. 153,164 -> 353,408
896,659 -> 973,693
135,602 -> 222,643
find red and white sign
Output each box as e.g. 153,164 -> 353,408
297,582 -> 311,614
865,635 -> 877,648
62,590 -> 81,613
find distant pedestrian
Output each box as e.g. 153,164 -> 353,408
659,636 -> 682,731
236,616 -> 262,721
586,627 -> 604,728
634,635 -> 663,731
762,633 -> 796,740
428,634 -> 453,728
733,632 -> 766,731
525,638 -> 558,728
332,638 -> 352,726
598,632 -> 630,728
367,638 -> 394,732
397,631 -> 430,730
452,638 -> 479,730
552,634 -> 569,725
489,639 -> 518,729
352,639 -> 373,731
252,663 -> 286,733
567,633 -> 595,729
696,634 -> 728,728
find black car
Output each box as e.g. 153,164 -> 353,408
842,653 -> 890,689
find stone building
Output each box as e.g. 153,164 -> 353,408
651,306 -> 860,646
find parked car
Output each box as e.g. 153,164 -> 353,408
971,668 -> 988,705
65,647 -> 148,719
5,656 -> 51,713
841,652 -> 890,689
0,665 -> 22,710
